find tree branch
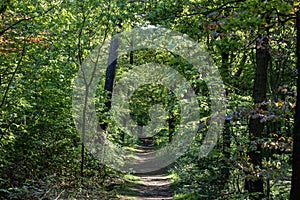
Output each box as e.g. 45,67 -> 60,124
0,3 -> 59,36
0,38 -> 26,108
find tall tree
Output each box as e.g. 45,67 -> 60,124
245,33 -> 270,199
100,37 -> 119,131
100,16 -> 122,131
290,7 -> 300,200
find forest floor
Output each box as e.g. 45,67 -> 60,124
116,140 -> 173,200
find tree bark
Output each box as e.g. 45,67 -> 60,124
221,119 -> 231,183
168,91 -> 176,143
100,37 -> 119,131
221,51 -> 231,184
290,9 -> 300,200
244,35 -> 270,199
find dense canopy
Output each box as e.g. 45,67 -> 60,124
0,0 -> 300,199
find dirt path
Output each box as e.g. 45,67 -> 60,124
127,173 -> 173,200
117,139 -> 173,200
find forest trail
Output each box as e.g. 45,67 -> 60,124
117,138 -> 173,200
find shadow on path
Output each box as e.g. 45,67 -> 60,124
118,138 -> 173,200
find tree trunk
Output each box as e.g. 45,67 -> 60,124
100,37 -> 119,131
221,51 -> 231,184
290,9 -> 300,200
244,35 -> 270,199
221,119 -> 231,182
168,91 -> 176,143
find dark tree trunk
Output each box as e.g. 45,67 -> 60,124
168,92 -> 176,143
220,51 -> 229,81
290,9 -> 300,200
244,35 -> 270,199
221,119 -> 231,182
221,51 -> 231,184
100,15 -> 122,131
100,38 -> 119,131
168,110 -> 175,143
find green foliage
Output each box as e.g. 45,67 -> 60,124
0,0 -> 298,199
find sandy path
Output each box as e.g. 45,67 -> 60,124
118,140 -> 173,200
